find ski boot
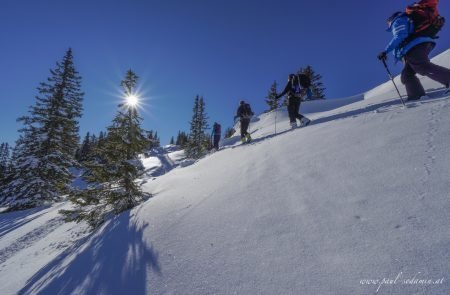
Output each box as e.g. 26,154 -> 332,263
300,117 -> 311,127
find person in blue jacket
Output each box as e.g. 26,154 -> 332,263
378,11 -> 450,100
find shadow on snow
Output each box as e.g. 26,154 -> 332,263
18,211 -> 161,295
0,205 -> 51,237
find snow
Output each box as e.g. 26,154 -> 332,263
141,156 -> 162,175
167,150 -> 186,165
0,203 -> 90,295
70,167 -> 88,190
1,49 -> 450,294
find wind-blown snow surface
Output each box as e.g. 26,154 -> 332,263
1,50 -> 450,294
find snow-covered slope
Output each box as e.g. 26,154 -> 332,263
1,50 -> 450,295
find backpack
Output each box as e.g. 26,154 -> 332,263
242,103 -> 254,119
213,123 -> 221,134
405,1 -> 445,38
290,74 -> 311,100
298,74 -> 311,89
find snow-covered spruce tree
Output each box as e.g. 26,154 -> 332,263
298,65 -> 326,99
185,95 -> 209,159
0,143 -> 10,180
61,70 -> 150,228
0,143 -> 11,201
1,48 -> 83,210
265,81 -> 279,111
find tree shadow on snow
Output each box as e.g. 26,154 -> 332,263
0,205 -> 51,237
18,211 -> 161,295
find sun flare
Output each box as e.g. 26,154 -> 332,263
125,94 -> 139,107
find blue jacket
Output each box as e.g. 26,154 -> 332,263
385,14 -> 435,61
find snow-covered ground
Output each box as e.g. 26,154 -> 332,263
1,49 -> 450,295
167,150 -> 186,165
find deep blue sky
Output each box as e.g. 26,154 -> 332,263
1,0 -> 450,146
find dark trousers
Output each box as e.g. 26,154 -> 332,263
287,97 -> 305,123
240,118 -> 250,138
213,135 -> 220,150
401,42 -> 450,100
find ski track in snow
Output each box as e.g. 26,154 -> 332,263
418,98 -> 446,200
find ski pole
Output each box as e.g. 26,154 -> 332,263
274,106 -> 277,135
381,58 -> 406,106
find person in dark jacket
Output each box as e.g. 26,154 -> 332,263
211,122 -> 221,150
378,8 -> 450,100
234,100 -> 253,143
276,74 -> 311,128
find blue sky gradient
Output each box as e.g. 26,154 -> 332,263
1,0 -> 449,145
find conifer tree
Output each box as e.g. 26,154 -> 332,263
265,81 -> 279,111
90,134 -> 98,148
154,131 -> 160,147
79,132 -> 92,162
146,130 -> 161,149
298,65 -> 326,99
148,130 -> 154,140
175,131 -> 181,146
170,137 -> 175,145
61,70 -> 150,228
0,143 -> 10,178
98,131 -> 106,144
185,95 -> 209,159
175,131 -> 189,147
2,49 -> 83,210
0,143 -> 11,196
84,131 -> 107,164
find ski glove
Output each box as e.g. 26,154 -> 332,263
377,51 -> 387,61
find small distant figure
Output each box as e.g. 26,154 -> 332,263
234,100 -> 254,144
276,74 -> 311,128
211,122 -> 221,150
378,0 -> 450,100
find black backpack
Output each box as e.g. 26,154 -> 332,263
242,103 -> 254,118
213,123 -> 221,134
298,74 -> 311,89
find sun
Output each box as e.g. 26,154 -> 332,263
125,94 -> 139,107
